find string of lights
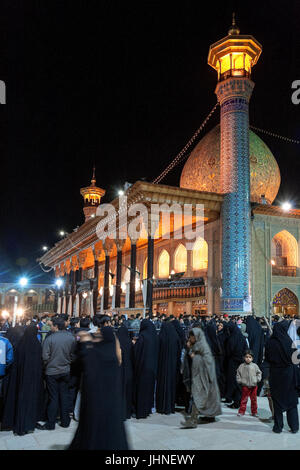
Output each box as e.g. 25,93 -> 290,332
250,126 -> 300,145
152,102 -> 220,184
38,262 -> 54,273
152,106 -> 300,185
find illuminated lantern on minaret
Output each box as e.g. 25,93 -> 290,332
80,167 -> 105,222
208,14 -> 262,314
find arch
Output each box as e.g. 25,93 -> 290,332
143,258 -> 148,280
123,267 -> 131,284
192,237 -> 208,270
273,287 -> 299,316
271,230 -> 298,267
174,244 -> 187,273
24,290 -> 38,295
158,249 -> 170,278
275,239 -> 282,257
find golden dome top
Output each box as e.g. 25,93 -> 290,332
228,12 -> 240,36
180,125 -> 281,204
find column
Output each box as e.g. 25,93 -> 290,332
168,301 -> 174,315
78,252 -> 86,317
103,241 -> 113,311
64,271 -> 70,314
38,290 -> 43,306
60,271 -> 65,314
145,213 -> 159,317
207,236 -> 214,315
103,255 -> 110,311
146,235 -> 154,316
54,288 -> 59,313
129,238 -> 137,308
92,247 -> 101,315
71,265 -> 77,316
216,77 -> 254,314
115,240 -> 124,309
186,249 -> 193,277
186,302 -> 192,315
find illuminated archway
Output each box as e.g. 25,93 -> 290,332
123,267 -> 131,284
192,238 -> 208,270
174,244 -> 187,273
158,250 -> 170,278
273,288 -> 299,316
143,258 -> 148,280
271,230 -> 298,267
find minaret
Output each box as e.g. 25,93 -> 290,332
208,14 -> 262,314
80,166 -> 105,222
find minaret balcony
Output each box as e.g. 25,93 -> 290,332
272,266 -> 298,277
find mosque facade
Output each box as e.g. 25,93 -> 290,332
39,20 -> 300,318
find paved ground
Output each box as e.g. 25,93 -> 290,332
0,397 -> 299,450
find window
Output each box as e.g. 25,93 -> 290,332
158,250 -> 170,278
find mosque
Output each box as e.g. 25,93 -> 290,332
39,18 -> 300,318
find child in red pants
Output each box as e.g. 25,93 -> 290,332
236,350 -> 262,417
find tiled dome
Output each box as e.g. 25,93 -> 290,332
180,124 -> 281,204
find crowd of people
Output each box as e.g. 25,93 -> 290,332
0,310 -> 299,449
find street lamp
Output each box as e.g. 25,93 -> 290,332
55,279 -> 63,288
1,310 -> 9,320
16,307 -> 24,317
42,246 -> 48,251
281,202 -> 292,212
19,277 -> 28,287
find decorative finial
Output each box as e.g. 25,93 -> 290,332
228,12 -> 240,35
91,164 -> 96,186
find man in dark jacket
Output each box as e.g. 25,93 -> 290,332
37,317 -> 75,430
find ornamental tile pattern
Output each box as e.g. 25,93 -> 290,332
273,288 -> 298,306
217,79 -> 252,312
180,126 -> 281,204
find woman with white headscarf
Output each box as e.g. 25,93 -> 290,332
288,319 -> 300,350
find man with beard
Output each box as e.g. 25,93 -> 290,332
156,321 -> 181,415
133,319 -> 158,419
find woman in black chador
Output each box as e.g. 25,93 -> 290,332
246,316 -> 264,366
265,320 -> 299,434
2,324 -> 44,435
6,325 -> 25,351
206,321 -> 226,399
116,324 -> 134,420
224,323 -> 248,408
133,319 -> 158,419
69,326 -> 128,450
156,321 -> 181,415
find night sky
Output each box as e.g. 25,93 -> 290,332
0,0 -> 299,284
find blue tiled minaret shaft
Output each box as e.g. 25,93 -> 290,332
215,78 -> 255,314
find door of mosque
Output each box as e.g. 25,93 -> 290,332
273,288 -> 299,316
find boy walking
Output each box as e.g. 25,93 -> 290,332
236,350 -> 262,417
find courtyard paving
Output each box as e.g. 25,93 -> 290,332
0,397 -> 299,450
